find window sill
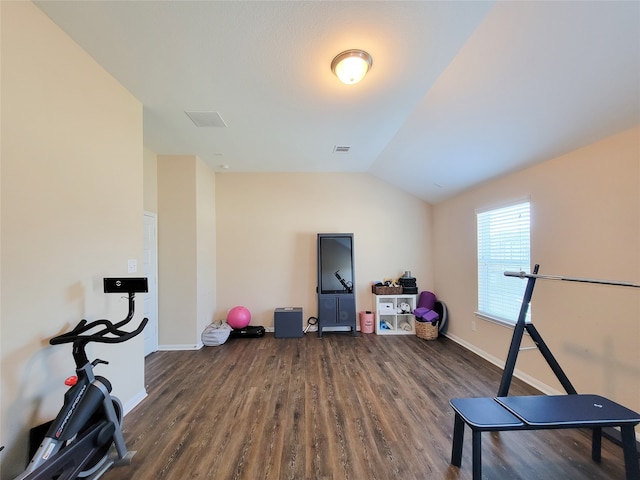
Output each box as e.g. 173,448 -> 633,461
474,312 -> 517,329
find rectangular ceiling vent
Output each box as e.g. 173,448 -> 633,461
185,111 -> 228,128
333,145 -> 351,153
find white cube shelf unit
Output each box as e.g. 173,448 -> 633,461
373,294 -> 417,335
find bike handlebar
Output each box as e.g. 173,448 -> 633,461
49,288 -> 148,367
50,317 -> 148,346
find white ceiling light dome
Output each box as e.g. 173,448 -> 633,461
331,49 -> 373,85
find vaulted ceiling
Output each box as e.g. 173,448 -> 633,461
35,1 -> 640,204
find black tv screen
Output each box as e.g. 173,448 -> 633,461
319,235 -> 354,294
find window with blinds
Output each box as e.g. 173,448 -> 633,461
477,201 -> 531,324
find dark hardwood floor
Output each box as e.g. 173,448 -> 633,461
102,333 -> 632,479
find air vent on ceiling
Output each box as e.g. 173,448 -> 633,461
185,111 -> 227,128
333,145 -> 351,153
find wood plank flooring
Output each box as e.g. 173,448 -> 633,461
102,333 -> 632,479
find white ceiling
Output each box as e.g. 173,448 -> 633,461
34,1 -> 640,204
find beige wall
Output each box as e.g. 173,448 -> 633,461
433,126 -> 640,413
196,159 -> 217,338
143,146 -> 158,213
157,156 -> 198,347
1,2 -> 146,477
157,155 -> 216,349
215,173 -> 433,327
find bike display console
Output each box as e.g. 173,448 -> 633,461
103,277 -> 148,294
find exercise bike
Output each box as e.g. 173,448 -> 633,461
14,278 -> 149,480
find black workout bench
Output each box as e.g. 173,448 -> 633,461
450,394 -> 640,480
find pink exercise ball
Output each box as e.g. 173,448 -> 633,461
227,306 -> 251,329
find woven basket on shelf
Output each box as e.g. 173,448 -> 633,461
371,285 -> 403,295
415,321 -> 438,340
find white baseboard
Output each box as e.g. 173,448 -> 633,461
158,343 -> 203,351
123,389 -> 148,416
444,332 -> 563,396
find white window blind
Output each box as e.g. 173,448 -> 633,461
477,201 -> 531,324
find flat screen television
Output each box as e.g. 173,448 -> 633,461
318,234 -> 354,294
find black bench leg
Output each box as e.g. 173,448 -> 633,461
472,430 -> 482,480
620,425 -> 640,480
591,427 -> 602,462
451,413 -> 464,467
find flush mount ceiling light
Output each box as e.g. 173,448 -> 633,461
331,49 -> 372,85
